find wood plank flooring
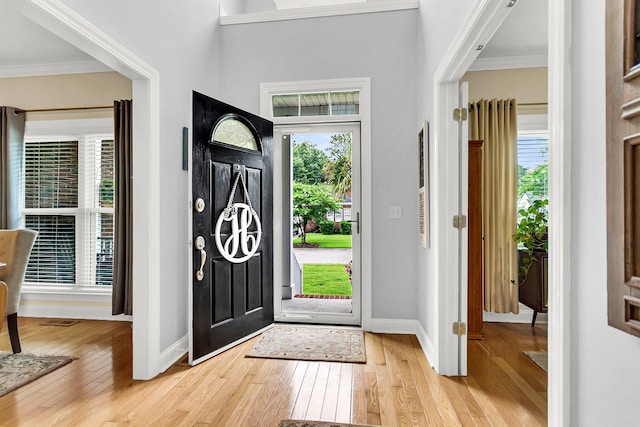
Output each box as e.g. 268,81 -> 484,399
0,319 -> 547,426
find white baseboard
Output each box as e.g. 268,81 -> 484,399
370,318 -> 435,368
414,321 -> 435,368
483,303 -> 548,324
19,291 -> 131,321
160,335 -> 189,373
370,317 -> 418,334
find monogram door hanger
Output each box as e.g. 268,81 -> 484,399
215,171 -> 262,264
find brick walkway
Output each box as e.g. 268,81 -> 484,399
294,294 -> 352,300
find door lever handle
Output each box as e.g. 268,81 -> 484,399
196,249 -> 206,281
348,212 -> 360,234
195,236 -> 206,281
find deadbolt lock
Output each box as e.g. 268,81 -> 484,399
194,198 -> 205,213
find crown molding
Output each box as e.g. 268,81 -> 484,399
468,54 -> 548,71
219,0 -> 418,25
0,59 -> 111,78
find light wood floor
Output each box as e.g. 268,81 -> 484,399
0,319 -> 547,426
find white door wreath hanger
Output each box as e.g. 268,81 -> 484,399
214,171 -> 263,263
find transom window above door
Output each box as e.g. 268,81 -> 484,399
272,90 -> 360,118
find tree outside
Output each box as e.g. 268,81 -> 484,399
517,162 -> 548,197
323,133 -> 352,198
292,182 -> 338,245
293,141 -> 327,185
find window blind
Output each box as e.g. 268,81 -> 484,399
24,140 -> 78,209
23,138 -> 115,287
516,134 -> 548,204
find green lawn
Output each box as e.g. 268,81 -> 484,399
302,263 -> 352,296
294,233 -> 352,248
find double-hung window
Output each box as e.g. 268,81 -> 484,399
516,114 -> 549,220
22,120 -> 115,289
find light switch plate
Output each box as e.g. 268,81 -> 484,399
389,205 -> 403,219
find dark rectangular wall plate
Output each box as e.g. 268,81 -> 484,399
182,127 -> 188,171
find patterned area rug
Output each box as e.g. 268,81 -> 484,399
246,326 -> 366,363
524,350 -> 548,372
0,352 -> 75,397
279,420 -> 378,427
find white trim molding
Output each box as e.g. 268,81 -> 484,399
432,0 -> 514,377
548,0 -> 572,425
0,59 -> 110,78
18,0 -> 162,381
220,0 -> 418,25
19,289 -> 131,321
483,304 -> 548,324
260,77 -> 372,331
160,335 -> 188,374
468,54 -> 548,71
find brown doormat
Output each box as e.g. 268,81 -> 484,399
0,352 -> 75,397
524,350 -> 548,372
279,420 -> 379,427
246,326 -> 366,363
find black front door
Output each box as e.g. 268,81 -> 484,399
191,91 -> 273,363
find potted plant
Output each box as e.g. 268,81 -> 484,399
513,198 -> 548,284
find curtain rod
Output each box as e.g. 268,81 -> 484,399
517,102 -> 548,107
25,105 -> 113,113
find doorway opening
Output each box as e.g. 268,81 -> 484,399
275,123 -> 361,326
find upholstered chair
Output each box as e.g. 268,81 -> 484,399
0,229 -> 38,353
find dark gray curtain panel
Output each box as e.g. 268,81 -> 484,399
112,100 -> 133,315
0,107 -> 26,230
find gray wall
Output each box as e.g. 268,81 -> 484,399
218,10 -> 419,320
415,0 -> 474,350
571,1 -> 640,425
220,0 -> 274,15
60,0 -> 223,351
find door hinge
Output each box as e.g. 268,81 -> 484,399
453,214 -> 467,229
453,322 -> 467,336
453,107 -> 468,121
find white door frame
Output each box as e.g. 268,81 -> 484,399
260,77 -> 372,330
18,0 -> 162,379
273,122 -> 362,325
433,1 -> 570,425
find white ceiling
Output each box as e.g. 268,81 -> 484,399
0,0 -> 547,78
475,0 -> 548,68
0,0 -> 107,77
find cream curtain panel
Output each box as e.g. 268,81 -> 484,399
469,99 -> 519,314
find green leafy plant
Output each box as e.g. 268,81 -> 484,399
293,183 -> 339,245
513,198 -> 548,283
339,220 -> 352,235
318,219 -> 335,235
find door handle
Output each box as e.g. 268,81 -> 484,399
195,236 -> 206,281
348,212 -> 360,234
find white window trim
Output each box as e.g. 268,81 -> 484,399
220,0 -> 418,25
260,77 -> 372,330
517,113 -> 548,134
23,118 -> 114,296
